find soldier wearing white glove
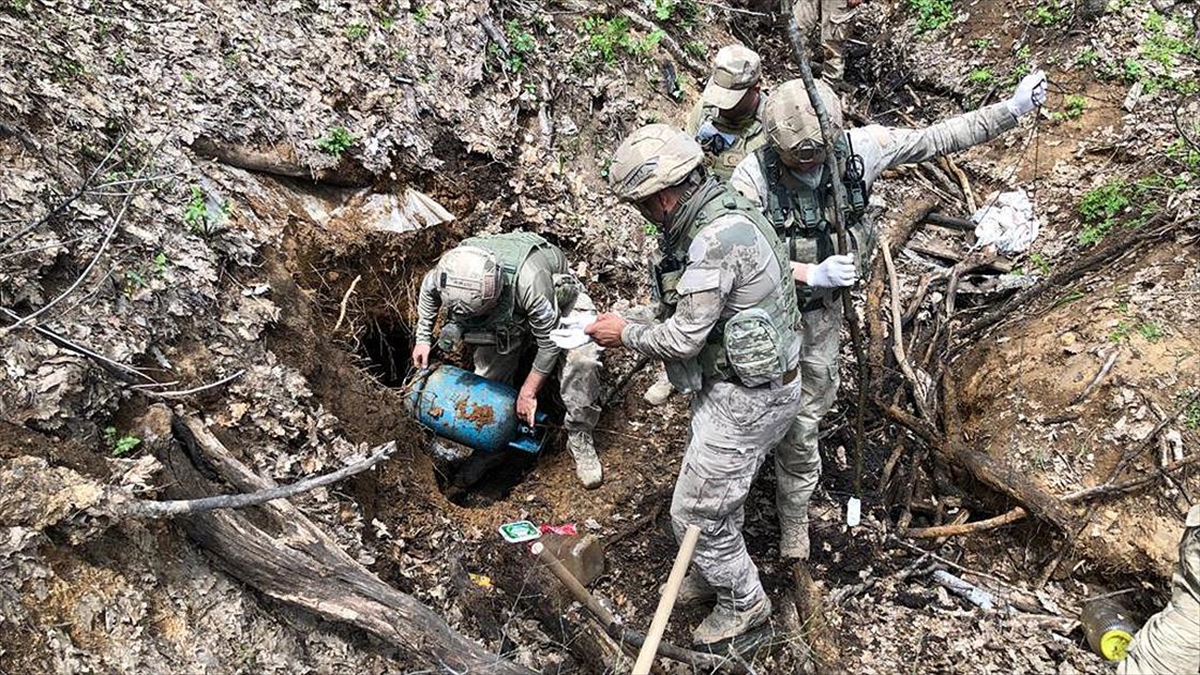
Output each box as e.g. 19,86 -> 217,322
797,254 -> 858,288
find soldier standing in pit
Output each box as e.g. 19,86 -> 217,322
586,125 -> 805,644
730,70 -> 1048,560
411,232 -> 604,488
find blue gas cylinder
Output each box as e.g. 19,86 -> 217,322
407,364 -> 547,454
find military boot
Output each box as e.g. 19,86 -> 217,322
660,572 -> 717,606
779,521 -> 810,560
643,371 -> 673,406
692,594 -> 772,646
567,431 -> 602,489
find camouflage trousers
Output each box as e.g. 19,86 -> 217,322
774,296 -> 840,544
792,0 -> 857,82
672,377 -> 804,610
1118,505 -> 1200,675
474,293 -> 602,432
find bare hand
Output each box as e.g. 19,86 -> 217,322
516,387 -> 538,427
411,343 -> 431,369
585,313 -> 628,348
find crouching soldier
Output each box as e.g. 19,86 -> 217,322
731,70 -> 1048,561
1118,504 -> 1200,675
587,125 -> 805,645
411,232 -> 604,488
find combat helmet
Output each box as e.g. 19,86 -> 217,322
764,78 -> 843,160
608,124 -> 704,202
434,245 -> 503,317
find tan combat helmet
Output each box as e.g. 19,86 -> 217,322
435,245 -> 503,317
701,44 -> 762,110
763,78 -> 843,156
609,124 -> 704,202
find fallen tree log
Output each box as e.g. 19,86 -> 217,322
190,136 -> 373,187
164,413 -> 535,674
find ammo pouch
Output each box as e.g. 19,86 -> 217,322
722,308 -> 787,387
552,273 -> 582,314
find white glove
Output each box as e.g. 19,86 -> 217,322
807,254 -> 857,288
1006,70 -> 1048,117
549,313 -> 598,350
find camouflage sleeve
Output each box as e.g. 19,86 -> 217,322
515,257 -> 563,375
730,154 -> 768,210
620,223 -> 740,360
415,269 -> 441,345
853,102 -> 1019,188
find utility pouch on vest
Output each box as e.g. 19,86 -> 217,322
552,273 -> 582,314
848,219 -> 876,277
723,308 -> 787,387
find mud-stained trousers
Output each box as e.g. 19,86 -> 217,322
774,296 -> 841,549
1118,505 -> 1200,675
672,377 -> 804,610
473,293 -> 602,433
792,0 -> 857,82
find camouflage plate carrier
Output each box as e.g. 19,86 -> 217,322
452,231 -> 553,354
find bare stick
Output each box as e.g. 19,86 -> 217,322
905,507 -> 1028,538
126,441 -> 396,518
633,524 -> 701,674
883,241 -> 935,420
137,370 -> 247,399
0,306 -> 157,383
939,156 -> 977,212
1068,348 -> 1119,406
333,274 -> 362,332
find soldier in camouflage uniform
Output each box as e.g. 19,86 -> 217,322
586,125 -> 805,645
1118,504 -> 1200,675
791,0 -> 862,83
730,70 -> 1048,560
411,232 -> 604,488
644,44 -> 771,407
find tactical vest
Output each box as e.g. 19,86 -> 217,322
756,135 -> 871,311
697,105 -> 769,181
452,231 -> 552,354
654,187 -> 800,386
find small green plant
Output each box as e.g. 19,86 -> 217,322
1078,179 -> 1131,245
1031,0 -> 1069,26
104,426 -> 142,457
1052,288 -> 1086,308
1109,320 -> 1133,342
316,126 -> 355,157
414,5 -> 430,23
1138,322 -> 1164,342
1076,48 -> 1099,66
1062,94 -> 1086,119
644,221 -> 659,236
684,40 -> 707,59
969,37 -> 994,50
968,68 -> 994,84
1029,252 -> 1051,275
345,21 -> 368,39
500,20 -> 537,72
1178,388 -> 1200,430
1167,137 -> 1200,171
574,16 -> 662,67
905,0 -> 954,32
153,252 -> 170,276
183,185 -> 229,236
